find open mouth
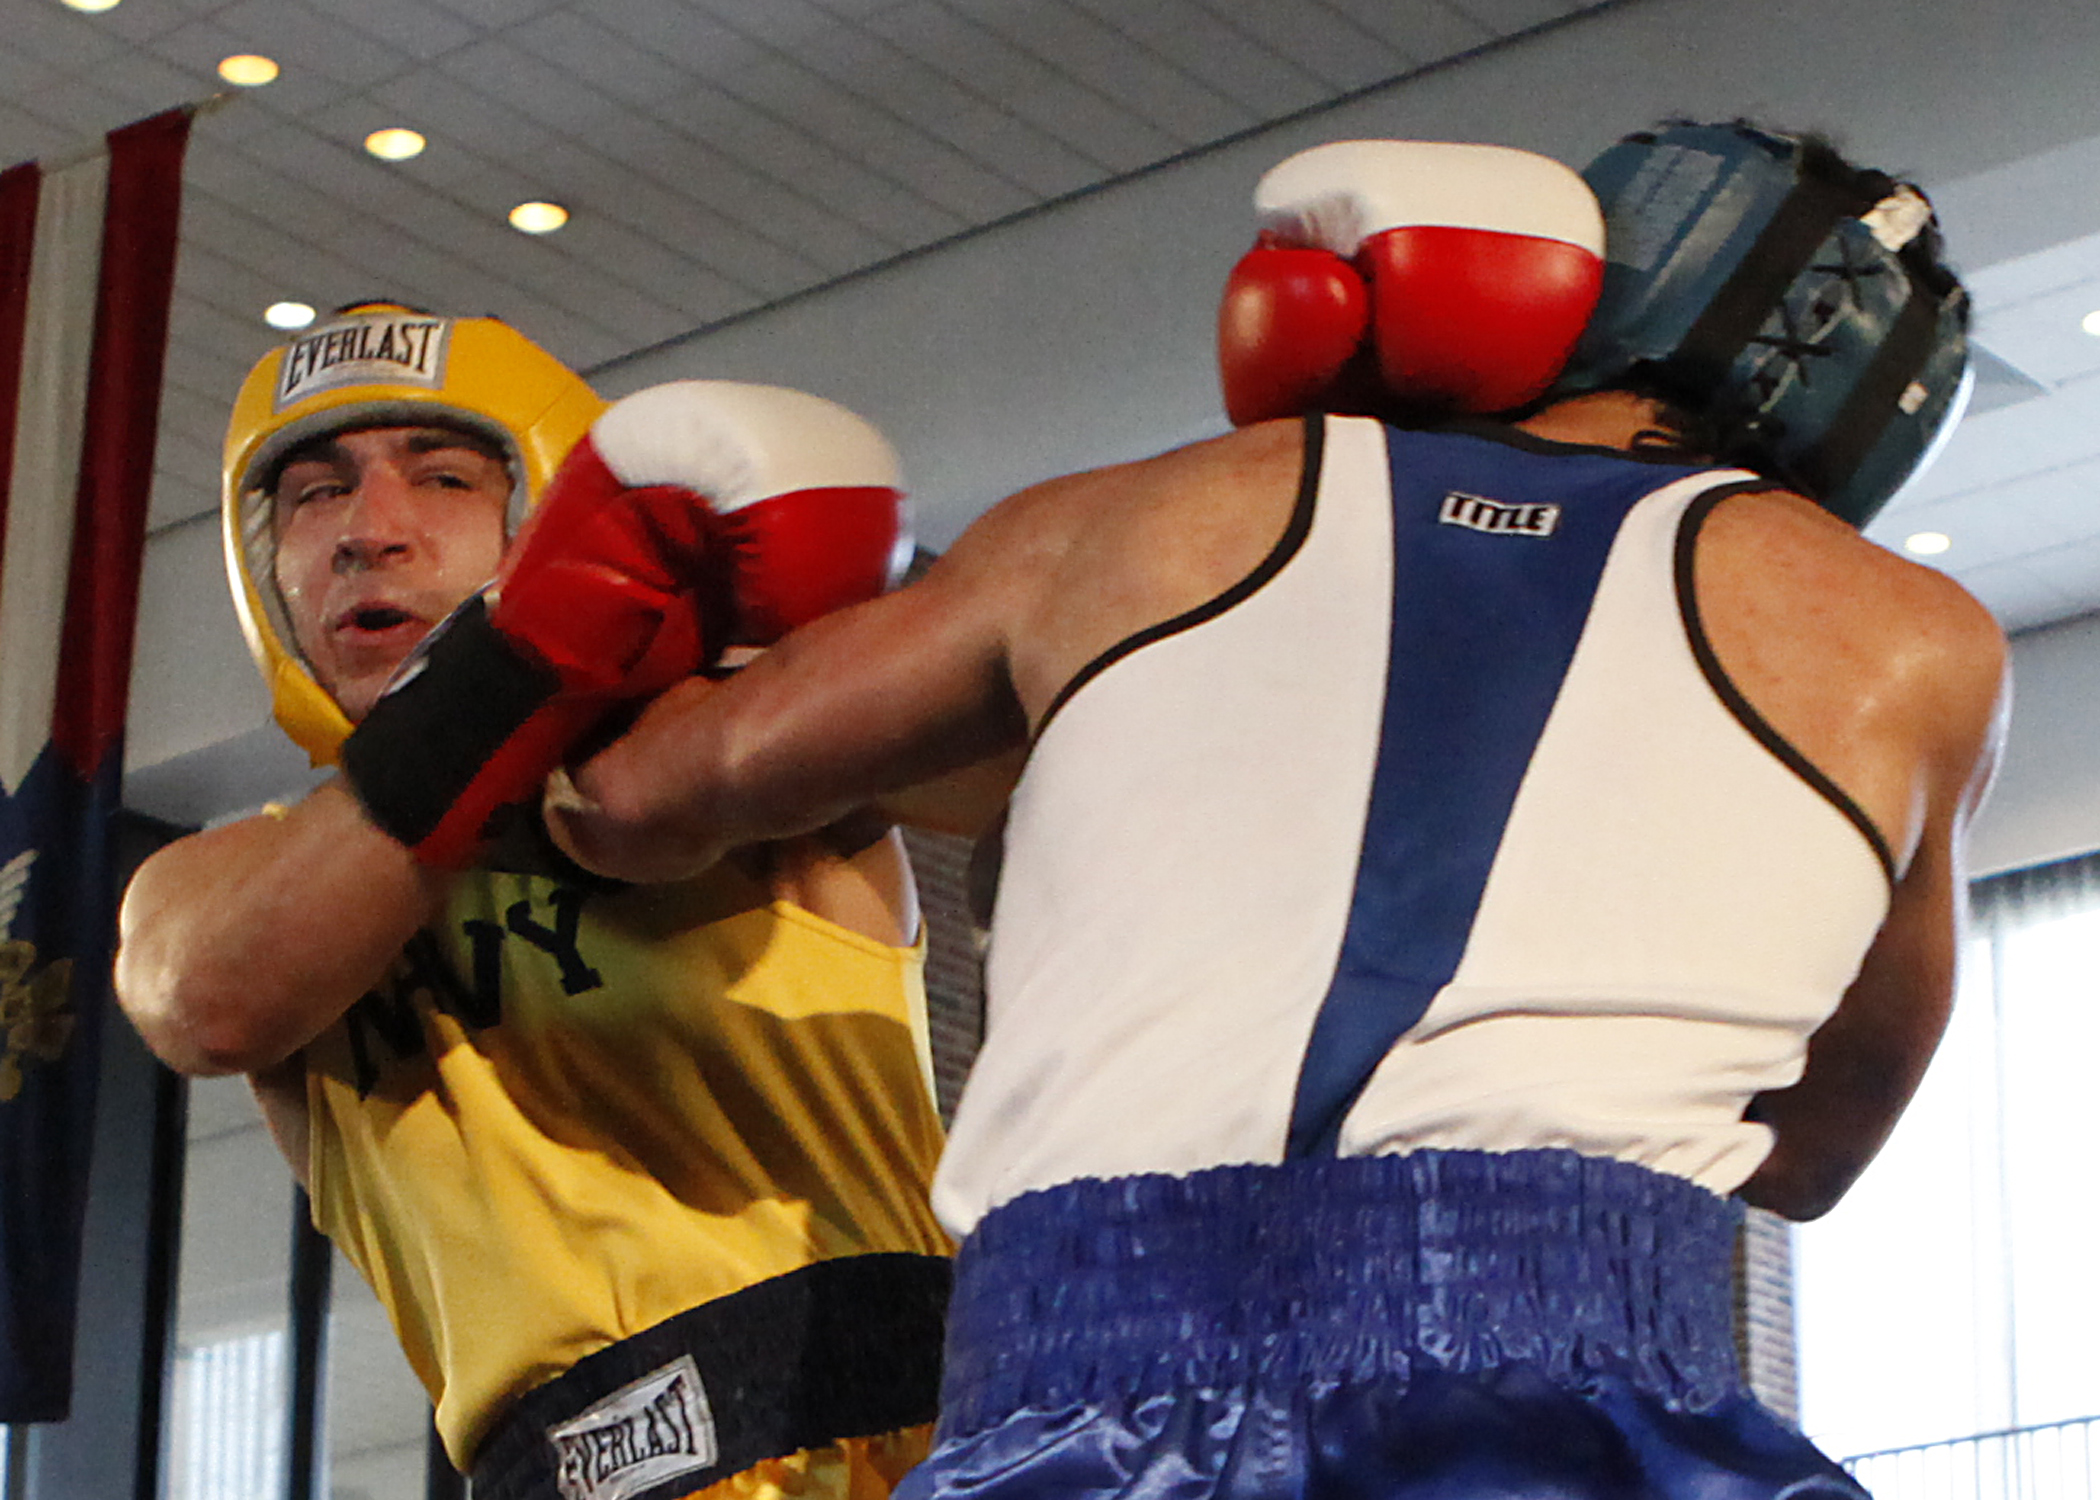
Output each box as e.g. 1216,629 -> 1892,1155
339,603 -> 418,634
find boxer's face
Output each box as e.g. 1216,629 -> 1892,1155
271,425 -> 511,722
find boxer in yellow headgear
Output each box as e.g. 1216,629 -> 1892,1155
120,302 -> 952,1500
223,301 -> 606,765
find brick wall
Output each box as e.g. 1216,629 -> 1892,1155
902,826 -> 985,1125
1737,1206 -> 1801,1424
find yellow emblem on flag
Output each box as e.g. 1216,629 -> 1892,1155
0,941 -> 74,1102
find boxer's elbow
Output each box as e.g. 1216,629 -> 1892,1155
114,941 -> 284,1077
1735,1091 -> 1885,1222
1736,1145 -> 1854,1222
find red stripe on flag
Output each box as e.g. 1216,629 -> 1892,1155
0,161 -> 42,589
50,106 -> 192,778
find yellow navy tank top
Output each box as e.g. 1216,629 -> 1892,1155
301,855 -> 948,1467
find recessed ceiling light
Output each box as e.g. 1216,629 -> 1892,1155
508,201 -> 569,234
265,302 -> 316,331
218,54 -> 280,87
60,0 -> 121,11
2082,309 -> 2100,337
364,128 -> 427,162
1904,531 -> 1952,557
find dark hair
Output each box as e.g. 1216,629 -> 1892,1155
1614,375 -> 1725,465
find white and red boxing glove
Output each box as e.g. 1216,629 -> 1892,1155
1218,140 -> 1605,425
557,380 -> 907,650
340,381 -> 906,867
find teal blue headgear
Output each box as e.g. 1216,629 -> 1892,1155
1559,120 -> 1971,527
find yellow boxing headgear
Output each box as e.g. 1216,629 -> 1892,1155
222,303 -> 605,766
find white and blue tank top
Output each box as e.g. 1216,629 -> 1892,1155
932,415 -> 1892,1238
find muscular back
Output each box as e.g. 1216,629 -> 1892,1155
990,412 -> 1999,889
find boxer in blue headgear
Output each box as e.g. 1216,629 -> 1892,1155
1560,118 -> 1972,527
542,127 -> 2006,1500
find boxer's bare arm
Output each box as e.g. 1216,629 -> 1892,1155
115,779 -> 449,1078
1725,516 -> 2009,1220
751,825 -> 923,947
545,498 -> 1042,885
251,1058 -> 315,1188
119,781 -> 919,1189
877,745 -> 1029,840
549,422 -> 1307,884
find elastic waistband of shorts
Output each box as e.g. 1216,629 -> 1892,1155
941,1150 -> 1744,1434
471,1252 -> 951,1500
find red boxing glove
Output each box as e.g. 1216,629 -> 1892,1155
341,381 -> 906,867
574,380 -> 907,647
1219,140 -> 1605,424
1219,234 -> 1374,428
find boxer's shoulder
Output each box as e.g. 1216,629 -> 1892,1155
1699,485 -> 1999,654
1694,484 -> 2006,793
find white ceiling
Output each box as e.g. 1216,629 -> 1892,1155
1875,225 -> 2100,632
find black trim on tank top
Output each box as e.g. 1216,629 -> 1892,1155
1032,412 -> 1326,741
1674,484 -> 1897,884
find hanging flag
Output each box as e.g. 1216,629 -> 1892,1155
0,104 -> 192,1423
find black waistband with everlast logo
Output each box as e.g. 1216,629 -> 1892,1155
469,1252 -> 952,1500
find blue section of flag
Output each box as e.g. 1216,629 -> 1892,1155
0,743 -> 119,1420
1286,429 -> 1708,1158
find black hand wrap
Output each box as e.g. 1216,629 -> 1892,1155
338,595 -> 565,858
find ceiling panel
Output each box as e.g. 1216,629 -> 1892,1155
1073,0 -> 1332,118
691,0 -> 842,52
806,31 -> 1113,198
1449,0 -> 1583,30
866,3 -> 1186,172
364,68 -> 558,160
1979,287 -> 2100,389
1321,0 -> 1496,66
1211,2 -> 1415,91
334,0 -> 485,57
7,1 -> 129,71
212,0 -> 411,89
70,42 -> 201,110
426,0 -> 574,27
943,0 -> 1245,144
13,76 -> 142,138
645,87 -> 951,259
508,9 -> 694,108
583,0 -> 769,82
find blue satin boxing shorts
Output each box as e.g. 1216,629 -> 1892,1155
901,1149 -> 1868,1500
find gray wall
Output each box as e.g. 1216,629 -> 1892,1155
1970,609 -> 2100,879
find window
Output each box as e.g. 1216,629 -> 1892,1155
1797,854 -> 2100,1466
167,1329 -> 286,1500
323,1252 -> 431,1500
163,1077 -> 292,1500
